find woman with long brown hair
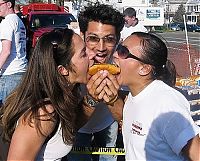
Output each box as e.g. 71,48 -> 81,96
0,28 -> 93,160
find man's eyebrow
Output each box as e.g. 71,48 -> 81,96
86,32 -> 98,36
87,33 -> 116,37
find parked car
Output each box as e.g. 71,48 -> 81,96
179,24 -> 200,32
170,23 -> 181,31
21,3 -> 77,60
187,24 -> 200,32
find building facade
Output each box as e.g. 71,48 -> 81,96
186,0 -> 200,24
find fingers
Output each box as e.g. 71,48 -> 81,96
100,77 -> 119,104
98,89 -> 105,100
102,92 -> 110,103
102,73 -> 119,103
106,72 -> 120,90
87,70 -> 108,100
86,70 -> 120,104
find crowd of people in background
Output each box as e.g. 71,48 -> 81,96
0,1 -> 199,161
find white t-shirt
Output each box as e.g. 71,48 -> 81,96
121,22 -> 148,41
36,123 -> 72,161
0,14 -> 27,75
122,80 -> 199,161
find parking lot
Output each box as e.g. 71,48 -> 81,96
157,31 -> 200,77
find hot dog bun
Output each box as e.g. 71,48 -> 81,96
88,64 -> 120,75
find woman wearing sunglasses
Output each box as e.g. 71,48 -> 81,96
113,32 -> 200,161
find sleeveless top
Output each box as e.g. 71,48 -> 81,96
36,123 -> 72,161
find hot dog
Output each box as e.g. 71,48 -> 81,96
88,63 -> 120,75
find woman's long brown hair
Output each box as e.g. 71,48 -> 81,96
0,28 -> 81,145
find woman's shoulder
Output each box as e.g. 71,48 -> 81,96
18,99 -> 57,137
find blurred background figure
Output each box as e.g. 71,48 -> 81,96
14,4 -> 25,25
0,0 -> 27,104
121,7 -> 147,41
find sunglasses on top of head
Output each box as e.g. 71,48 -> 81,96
116,44 -> 149,64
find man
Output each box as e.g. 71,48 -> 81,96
0,0 -> 27,103
121,7 -> 148,41
66,3 -> 125,161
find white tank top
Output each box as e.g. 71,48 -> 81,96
36,123 -> 72,161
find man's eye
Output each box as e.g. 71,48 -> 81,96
90,36 -> 99,42
105,37 -> 116,43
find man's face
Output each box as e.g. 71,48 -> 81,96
85,21 -> 117,64
124,16 -> 135,28
0,1 -> 8,17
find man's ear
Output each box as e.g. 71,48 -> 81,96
138,64 -> 152,76
57,65 -> 69,76
7,1 -> 12,8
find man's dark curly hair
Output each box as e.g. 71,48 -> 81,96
78,3 -> 125,41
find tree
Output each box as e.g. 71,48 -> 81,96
172,4 -> 186,23
149,0 -> 159,6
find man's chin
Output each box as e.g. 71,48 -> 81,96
125,24 -> 130,28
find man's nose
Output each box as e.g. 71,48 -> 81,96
96,39 -> 106,51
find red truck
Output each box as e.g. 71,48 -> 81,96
21,3 -> 76,59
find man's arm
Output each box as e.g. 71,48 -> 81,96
0,40 -> 11,69
182,134 -> 200,161
106,90 -> 128,122
75,99 -> 95,130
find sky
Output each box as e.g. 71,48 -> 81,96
16,0 -> 27,4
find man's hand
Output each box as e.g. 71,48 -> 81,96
87,70 -> 126,122
101,72 -> 120,104
87,70 -> 108,101
87,70 -> 120,103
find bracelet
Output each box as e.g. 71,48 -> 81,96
106,95 -> 119,106
83,94 -> 99,107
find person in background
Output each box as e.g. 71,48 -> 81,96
0,28 -> 94,160
121,7 -> 148,41
0,0 -> 27,103
66,3 -> 125,161
113,32 -> 200,160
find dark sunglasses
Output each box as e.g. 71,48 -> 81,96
116,44 -> 148,64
